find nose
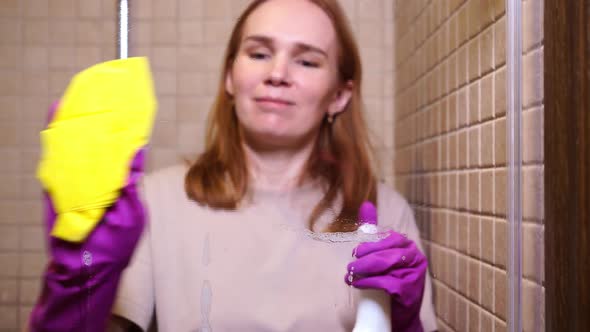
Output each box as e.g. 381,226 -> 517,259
265,56 -> 291,87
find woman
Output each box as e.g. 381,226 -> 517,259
31,0 -> 437,331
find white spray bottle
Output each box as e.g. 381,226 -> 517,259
352,202 -> 392,332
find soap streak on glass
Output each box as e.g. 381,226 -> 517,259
200,280 -> 213,332
201,233 -> 212,331
305,220 -> 391,310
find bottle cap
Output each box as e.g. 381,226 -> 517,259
358,201 -> 377,225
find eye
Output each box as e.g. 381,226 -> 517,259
249,52 -> 270,60
298,59 -> 320,68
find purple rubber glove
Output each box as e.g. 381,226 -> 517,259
346,202 -> 427,332
29,102 -> 147,332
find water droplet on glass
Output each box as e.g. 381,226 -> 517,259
82,251 -> 92,266
201,280 -> 212,331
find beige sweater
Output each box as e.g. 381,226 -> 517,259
112,165 -> 437,331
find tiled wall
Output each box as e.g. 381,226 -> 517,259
392,0 -> 544,331
0,1 -> 393,330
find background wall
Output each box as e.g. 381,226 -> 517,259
392,0 -> 545,331
0,1 -> 393,330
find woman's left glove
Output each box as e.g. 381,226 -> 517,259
346,202 -> 428,332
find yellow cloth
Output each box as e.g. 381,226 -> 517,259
37,57 -> 157,242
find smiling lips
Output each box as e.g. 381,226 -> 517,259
254,96 -> 295,109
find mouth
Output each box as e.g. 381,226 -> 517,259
254,97 -> 295,109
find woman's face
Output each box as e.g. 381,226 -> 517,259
226,0 -> 352,149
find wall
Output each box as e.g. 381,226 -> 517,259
0,0 -> 394,330
392,0 -> 545,331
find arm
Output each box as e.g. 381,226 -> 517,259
28,151 -> 146,332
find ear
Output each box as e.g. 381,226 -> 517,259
225,69 -> 234,96
327,80 -> 353,117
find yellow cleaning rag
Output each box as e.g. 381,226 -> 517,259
37,57 -> 157,242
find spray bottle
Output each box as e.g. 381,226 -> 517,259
352,202 -> 392,332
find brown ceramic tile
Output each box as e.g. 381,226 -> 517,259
457,87 -> 468,128
494,67 -> 506,115
458,214 -> 469,254
468,81 -> 480,125
49,20 -> 77,45
179,0 -> 204,18
494,167 -> 506,216
131,0 -> 152,19
22,71 -> 49,96
48,0 -> 76,18
23,20 -> 49,44
19,226 -> 43,251
447,289 -> 458,329
0,45 -> 20,69
481,26 -> 494,75
49,46 -> 76,69
24,0 -> 48,17
522,0 -> 544,52
494,218 -> 507,268
494,117 -> 506,165
449,92 -> 458,131
0,18 -> 22,45
19,252 -> 47,277
460,172 -> 470,210
457,5 -> 468,45
523,222 -> 544,284
468,258 -> 480,304
0,70 -> 22,95
76,21 -> 102,45
522,279 -> 545,332
468,38 -> 480,82
481,73 -> 494,121
480,121 -> 494,166
469,215 -> 481,259
153,0 -> 177,18
456,294 -> 469,332
468,0 -> 483,38
468,301 -> 480,331
522,107 -> 544,163
458,45 -> 468,87
494,267 -> 507,320
0,226 -> 18,250
78,0 -> 101,18
522,48 -> 544,108
447,212 -> 458,251
480,169 -> 494,213
449,133 -> 458,170
458,130 -> 468,169
151,120 -> 178,148
481,262 -> 495,312
152,20 -> 178,45
481,216 -> 494,263
522,166 -> 544,221
468,127 -> 480,169
76,46 -> 101,69
494,17 -> 506,68
151,47 -> 178,71
468,171 -> 480,212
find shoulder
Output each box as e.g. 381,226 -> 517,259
376,182 -> 415,231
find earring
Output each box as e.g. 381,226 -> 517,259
327,113 -> 334,124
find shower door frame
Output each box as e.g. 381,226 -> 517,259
544,0 -> 590,331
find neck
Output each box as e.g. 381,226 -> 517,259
244,137 -> 317,192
